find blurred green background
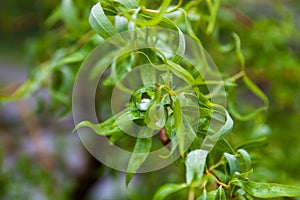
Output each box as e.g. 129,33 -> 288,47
0,0 -> 300,199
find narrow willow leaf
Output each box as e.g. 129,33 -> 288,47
232,179 -> 300,198
197,190 -> 208,200
237,149 -> 251,171
0,64 -> 49,102
243,75 -> 269,109
214,139 -> 235,154
207,190 -> 217,199
166,61 -> 195,85
201,106 -> 233,152
237,137 -> 268,150
61,0 -> 80,31
232,33 -> 245,69
215,186 -> 226,200
89,2 -> 123,44
100,0 -> 118,15
113,0 -> 139,9
73,121 -> 113,136
173,99 -> 185,155
224,153 -> 240,175
185,149 -> 208,185
44,6 -> 61,28
134,14 -> 185,63
206,0 -> 221,35
126,129 -> 152,185
115,15 -> 129,32
171,27 -> 185,63
228,75 -> 269,121
218,109 -> 233,139
153,183 -> 187,200
56,50 -> 88,67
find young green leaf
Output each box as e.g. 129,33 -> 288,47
185,149 -> 208,185
236,137 -> 269,150
73,121 -> 114,136
215,186 -> 226,200
89,2 -> 123,44
153,183 -> 188,200
228,76 -> 269,121
224,153 -> 240,175
206,0 -> 221,35
214,139 -> 236,155
237,149 -> 252,172
126,129 -> 152,185
166,61 -> 195,85
113,0 -> 139,10
201,106 -> 233,152
232,33 -> 245,70
61,0 -> 80,32
232,179 -> 300,198
173,99 -> 185,155
145,103 -> 166,130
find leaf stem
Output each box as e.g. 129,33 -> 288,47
227,70 -> 245,82
188,186 -> 195,200
206,169 -> 230,189
209,155 -> 225,170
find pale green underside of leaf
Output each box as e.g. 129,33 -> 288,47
185,149 -> 208,185
231,179 -> 300,198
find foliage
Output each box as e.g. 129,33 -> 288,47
1,0 -> 300,199
0,154 -> 74,199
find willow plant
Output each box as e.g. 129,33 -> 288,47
1,0 -> 300,199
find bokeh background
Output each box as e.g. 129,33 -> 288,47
0,0 -> 300,199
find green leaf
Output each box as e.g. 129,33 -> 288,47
171,27 -> 185,63
100,0 -> 119,15
0,64 -> 50,102
113,0 -> 139,9
185,149 -> 208,185
236,137 -> 269,150
232,33 -> 245,69
173,99 -> 185,155
224,153 -> 240,175
73,121 -> 114,136
153,183 -> 188,200
231,179 -> 300,198
61,0 -> 80,31
89,2 -> 123,43
217,109 -> 234,139
206,0 -> 221,35
215,186 -> 226,200
145,103 -> 166,130
201,106 -> 233,152
166,61 -> 195,85
126,129 -> 152,185
228,76 -> 269,121
214,139 -> 235,155
197,189 -> 218,200
197,190 -> 208,200
115,15 -> 129,32
237,149 -> 251,172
